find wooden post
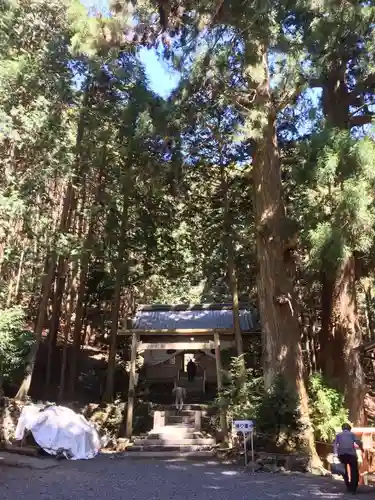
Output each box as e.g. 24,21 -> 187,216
214,332 -> 228,442
126,332 -> 138,438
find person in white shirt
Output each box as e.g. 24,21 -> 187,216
172,385 -> 186,411
333,423 -> 363,493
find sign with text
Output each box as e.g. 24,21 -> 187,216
233,420 -> 254,433
233,420 -> 255,468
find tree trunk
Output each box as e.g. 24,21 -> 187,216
68,161 -> 106,398
251,48 -> 320,465
6,274 -> 14,307
318,74 -> 366,424
0,241 -> 4,277
59,264 -> 77,402
364,284 -> 374,340
15,256 -> 56,400
103,179 -> 130,402
14,248 -> 24,302
45,257 -> 67,397
320,256 -> 365,424
15,82 -> 90,400
220,163 -> 243,356
319,271 -> 335,379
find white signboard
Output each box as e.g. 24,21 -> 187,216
234,420 -> 254,432
233,420 -> 254,467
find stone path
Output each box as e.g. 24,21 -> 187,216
0,454 -> 372,499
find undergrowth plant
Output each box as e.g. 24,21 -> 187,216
213,355 -> 263,424
0,307 -> 34,389
308,373 -> 349,442
256,374 -> 305,449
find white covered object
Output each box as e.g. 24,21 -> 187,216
15,404 -> 101,460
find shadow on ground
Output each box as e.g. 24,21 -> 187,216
0,454 -> 373,500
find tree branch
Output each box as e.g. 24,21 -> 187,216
348,74 -> 375,103
275,81 -> 307,111
349,114 -> 374,127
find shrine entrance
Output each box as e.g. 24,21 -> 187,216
183,353 -> 195,371
118,303 -> 259,437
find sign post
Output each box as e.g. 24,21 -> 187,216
233,420 -> 254,467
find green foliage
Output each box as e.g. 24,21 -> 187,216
215,355 -> 263,422
256,375 -> 305,448
214,361 -> 305,448
308,373 -> 349,443
294,129 -> 375,275
0,307 -> 34,380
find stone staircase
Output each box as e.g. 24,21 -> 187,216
128,407 -> 216,453
177,372 -> 204,393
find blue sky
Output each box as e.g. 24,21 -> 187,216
138,48 -> 180,98
82,0 -> 180,98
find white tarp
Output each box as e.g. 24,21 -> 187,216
15,404 -> 101,460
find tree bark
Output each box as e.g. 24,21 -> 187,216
103,174 -> 130,402
220,163 -> 243,356
45,257 -> 67,397
15,81 -> 91,400
364,284 -> 374,340
251,48 -> 320,464
15,255 -> 56,400
68,160 -> 106,398
14,248 -> 24,302
320,257 -> 365,424
59,264 -> 77,401
318,73 -> 366,424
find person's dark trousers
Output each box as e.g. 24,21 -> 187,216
187,372 -> 194,382
339,453 -> 359,492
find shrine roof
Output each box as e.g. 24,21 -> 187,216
132,303 -> 258,331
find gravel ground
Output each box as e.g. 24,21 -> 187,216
0,455 -> 372,500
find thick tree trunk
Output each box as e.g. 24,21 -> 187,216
251,49 -> 320,465
320,256 -> 365,424
318,75 -> 366,424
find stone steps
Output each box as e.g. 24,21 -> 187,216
133,438 -> 215,447
133,406 -> 216,454
127,445 -> 213,454
154,404 -> 209,411
166,416 -> 195,426
147,430 -> 197,439
124,450 -> 216,459
166,410 -> 197,416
